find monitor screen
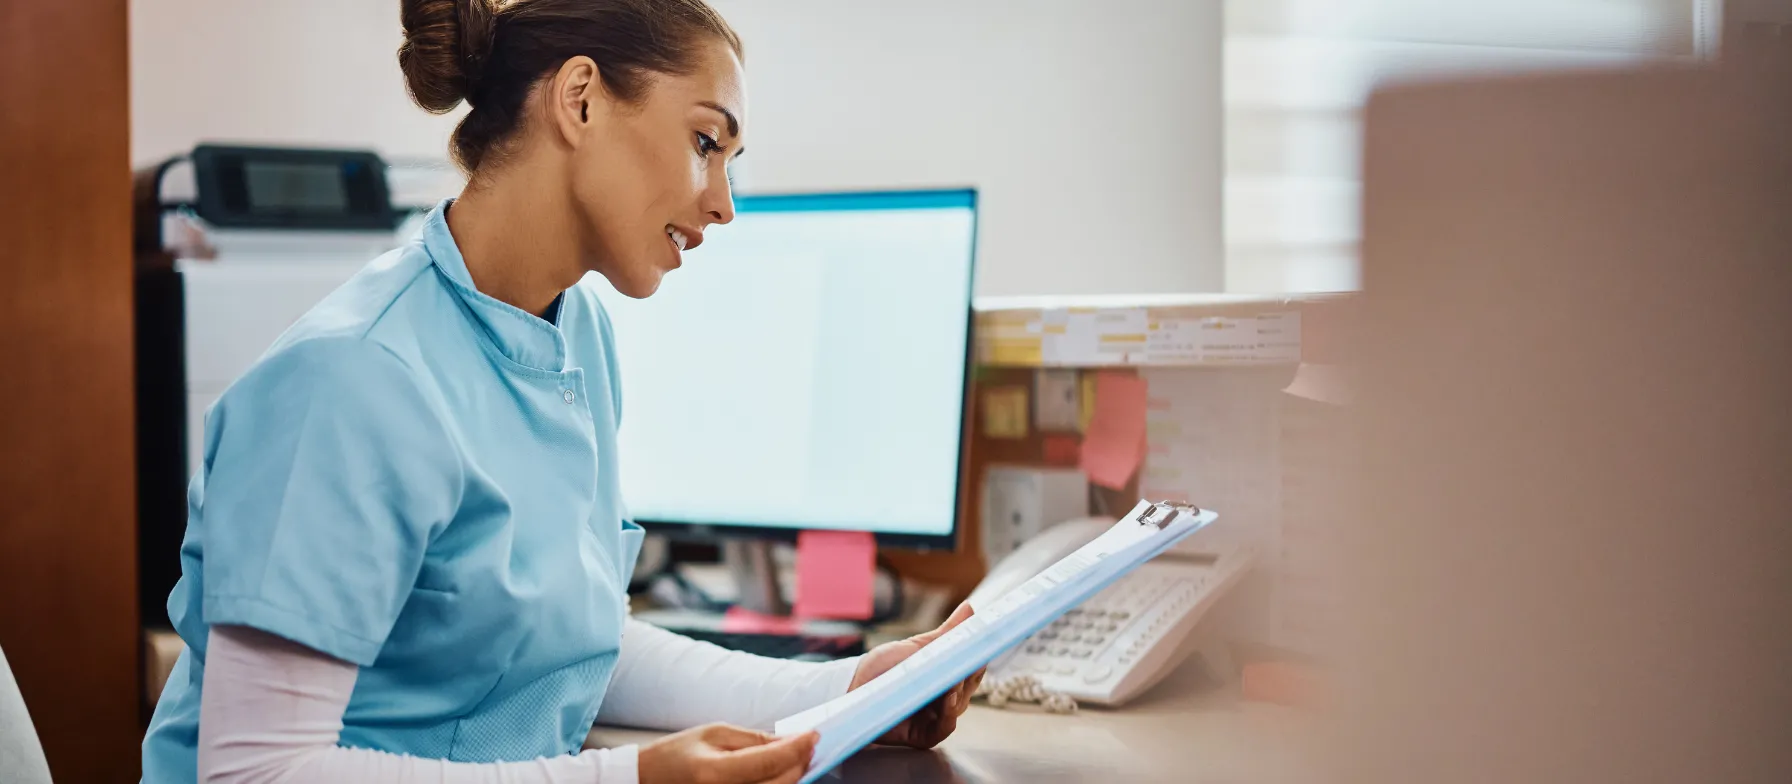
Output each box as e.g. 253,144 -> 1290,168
592,190 -> 976,545
243,160 -> 350,212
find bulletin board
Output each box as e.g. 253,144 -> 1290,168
884,293 -> 1357,655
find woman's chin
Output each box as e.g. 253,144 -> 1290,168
607,268 -> 666,300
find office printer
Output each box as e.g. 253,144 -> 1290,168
132,145 -> 456,626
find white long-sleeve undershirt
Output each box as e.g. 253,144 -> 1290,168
196,621 -> 859,784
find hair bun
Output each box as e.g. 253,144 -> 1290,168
398,0 -> 497,113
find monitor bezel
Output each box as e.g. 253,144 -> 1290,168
631,187 -> 979,553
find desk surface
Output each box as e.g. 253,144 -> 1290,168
586,657 -> 1323,783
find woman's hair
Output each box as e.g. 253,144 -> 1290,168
398,0 -> 742,173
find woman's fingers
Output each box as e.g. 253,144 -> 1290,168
906,601 -> 976,647
930,687 -> 957,719
642,725 -> 818,784
953,666 -> 987,716
917,706 -> 958,749
713,731 -> 817,782
915,700 -> 944,737
701,723 -> 778,751
946,674 -> 979,716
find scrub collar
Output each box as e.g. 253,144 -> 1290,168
421,199 -> 569,373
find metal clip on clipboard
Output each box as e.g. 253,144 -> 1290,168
1135,500 -> 1201,529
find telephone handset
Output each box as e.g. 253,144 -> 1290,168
967,516 -> 1255,706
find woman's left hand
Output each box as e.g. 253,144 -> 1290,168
847,602 -> 986,749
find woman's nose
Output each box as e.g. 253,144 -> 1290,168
705,180 -> 736,226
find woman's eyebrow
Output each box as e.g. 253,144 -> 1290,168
696,101 -> 739,139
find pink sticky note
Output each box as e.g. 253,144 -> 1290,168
1080,372 -> 1149,490
722,606 -> 805,635
794,529 -> 877,620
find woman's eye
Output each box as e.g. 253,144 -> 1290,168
695,132 -> 724,158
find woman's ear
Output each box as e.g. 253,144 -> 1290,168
548,56 -> 603,148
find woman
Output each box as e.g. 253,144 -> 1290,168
140,1 -> 982,781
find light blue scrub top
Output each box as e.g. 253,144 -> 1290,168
142,201 -> 645,782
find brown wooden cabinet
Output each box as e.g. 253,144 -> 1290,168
0,1 -> 142,781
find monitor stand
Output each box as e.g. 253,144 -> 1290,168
722,539 -> 789,616
640,540 -> 866,660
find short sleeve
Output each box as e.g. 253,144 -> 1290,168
198,336 -> 462,666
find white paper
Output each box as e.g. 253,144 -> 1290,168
1033,368 -> 1082,430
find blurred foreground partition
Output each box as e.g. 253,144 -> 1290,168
1334,66 -> 1792,782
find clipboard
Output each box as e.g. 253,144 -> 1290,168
774,500 -> 1218,782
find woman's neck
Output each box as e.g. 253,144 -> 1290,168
443,164 -> 585,319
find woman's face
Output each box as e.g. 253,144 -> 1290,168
562,39 -> 746,299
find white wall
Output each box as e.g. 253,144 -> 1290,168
131,0 -> 1222,297
706,0 -> 1222,295
130,0 -> 459,165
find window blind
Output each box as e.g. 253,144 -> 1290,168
1224,0 -> 1717,293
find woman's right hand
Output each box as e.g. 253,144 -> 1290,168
637,723 -> 820,784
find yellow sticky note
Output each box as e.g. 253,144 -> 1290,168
982,386 -> 1030,440
1078,373 -> 1098,433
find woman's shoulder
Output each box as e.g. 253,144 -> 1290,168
223,242 -> 458,405
277,243 -> 442,346
267,240 -> 481,366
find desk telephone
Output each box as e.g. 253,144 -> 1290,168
966,517 -> 1255,706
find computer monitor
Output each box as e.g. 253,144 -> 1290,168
592,189 -> 978,552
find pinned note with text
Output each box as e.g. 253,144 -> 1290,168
981,385 -> 1030,440
1079,372 -> 1149,490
